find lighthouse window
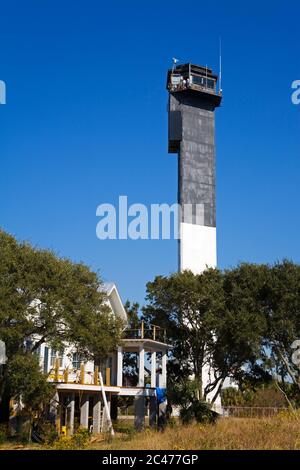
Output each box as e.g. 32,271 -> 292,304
171,74 -> 181,85
191,75 -> 204,86
191,75 -> 215,90
207,78 -> 215,89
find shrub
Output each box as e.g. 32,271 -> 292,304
32,421 -> 59,445
71,427 -> 90,448
51,427 -> 90,450
168,379 -> 219,425
180,400 -> 218,424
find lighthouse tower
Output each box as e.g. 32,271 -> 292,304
167,63 -> 223,409
167,63 -> 222,273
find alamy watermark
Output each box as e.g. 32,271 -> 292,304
96,196 -> 205,240
0,80 -> 6,104
291,80 -> 300,105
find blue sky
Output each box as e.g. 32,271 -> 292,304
1,0 -> 299,306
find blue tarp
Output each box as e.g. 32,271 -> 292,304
156,387 -> 167,404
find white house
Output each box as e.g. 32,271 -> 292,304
29,283 -> 169,435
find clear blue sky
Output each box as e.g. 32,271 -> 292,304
1,0 -> 299,306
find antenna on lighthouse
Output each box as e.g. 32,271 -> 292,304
172,57 -> 179,72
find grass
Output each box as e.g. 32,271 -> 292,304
90,411 -> 300,450
1,411 -> 300,450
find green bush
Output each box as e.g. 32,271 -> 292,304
32,421 -> 59,445
51,427 -> 90,450
71,427 -> 90,448
168,379 -> 219,425
180,400 -> 218,424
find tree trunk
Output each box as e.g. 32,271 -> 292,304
194,360 -> 203,400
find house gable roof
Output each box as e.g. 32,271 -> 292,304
102,282 -> 127,323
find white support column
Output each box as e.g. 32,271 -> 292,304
49,391 -> 60,431
69,393 -> 75,435
80,394 -> 89,429
138,346 -> 145,387
151,351 -> 156,388
101,391 -> 113,434
117,346 -> 123,387
161,351 -> 167,388
111,353 -> 117,386
92,394 -> 102,435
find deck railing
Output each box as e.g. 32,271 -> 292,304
123,322 -> 167,343
48,360 -> 112,386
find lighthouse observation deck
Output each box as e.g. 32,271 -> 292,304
166,63 -> 222,102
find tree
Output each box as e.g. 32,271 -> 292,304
259,261 -> 300,402
223,261 -> 300,407
143,265 -> 271,404
6,354 -> 54,441
143,260 -> 300,407
210,263 -> 270,396
221,384 -> 287,408
124,300 -> 140,330
0,229 -> 123,421
168,379 -> 218,424
143,269 -> 225,401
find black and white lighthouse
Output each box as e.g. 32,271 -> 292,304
167,63 -> 222,274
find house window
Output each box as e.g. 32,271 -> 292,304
24,339 -> 33,351
33,345 -> 41,357
50,349 -> 64,367
24,340 -> 41,356
72,352 -> 84,370
44,347 -> 49,374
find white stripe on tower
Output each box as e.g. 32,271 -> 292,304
180,223 -> 216,273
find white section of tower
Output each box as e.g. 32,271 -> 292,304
180,222 -> 222,411
180,223 -> 217,273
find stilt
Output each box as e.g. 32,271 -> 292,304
158,401 -> 167,430
111,395 -> 118,421
68,393 -> 75,435
80,394 -> 89,429
134,396 -> 145,431
149,396 -> 157,428
92,394 -> 102,434
49,391 -> 60,432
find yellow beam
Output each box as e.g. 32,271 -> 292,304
63,366 -> 69,383
106,367 -> 111,386
94,366 -> 99,385
80,362 -> 85,384
54,358 -> 59,382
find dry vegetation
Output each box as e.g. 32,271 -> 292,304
1,412 -> 300,451
91,412 -> 300,451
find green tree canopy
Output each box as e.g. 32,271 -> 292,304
0,229 -> 123,420
143,269 -> 225,401
143,261 -> 300,405
259,261 -> 300,398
